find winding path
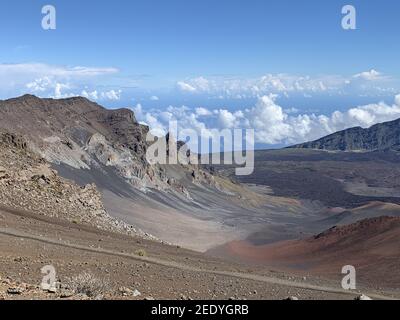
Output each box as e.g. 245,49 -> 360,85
0,226 -> 396,300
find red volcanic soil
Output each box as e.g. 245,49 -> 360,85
210,216 -> 400,289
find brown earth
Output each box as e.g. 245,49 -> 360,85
1,206 -> 396,300
209,216 -> 400,291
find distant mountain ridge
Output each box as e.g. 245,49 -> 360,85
290,118 -> 400,151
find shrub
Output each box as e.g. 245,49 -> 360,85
66,272 -> 109,297
135,249 -> 147,257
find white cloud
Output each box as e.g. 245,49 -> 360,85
175,74 -> 335,98
195,107 -> 212,116
218,109 -> 238,128
177,74 -> 327,99
189,77 -> 210,91
26,77 -> 52,92
100,89 -> 122,100
80,89 -> 124,101
353,69 -> 382,81
285,107 -> 299,114
26,77 -> 73,99
133,94 -> 400,147
81,90 -> 99,100
81,89 -> 122,101
0,63 -> 118,78
150,95 -> 159,101
0,63 -> 120,99
25,76 -> 122,101
54,83 -> 71,99
176,71 -> 393,99
242,94 -> 400,144
246,95 -> 292,144
395,94 -> 400,106
177,81 -> 197,92
133,104 -> 166,136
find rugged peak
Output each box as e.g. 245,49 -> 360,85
62,96 -> 95,104
19,93 -> 40,100
4,94 -> 42,103
0,95 -> 217,199
106,108 -> 138,125
290,117 -> 400,152
5,94 -> 100,107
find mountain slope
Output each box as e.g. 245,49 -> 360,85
0,94 -> 224,195
1,95 -> 304,251
210,216 -> 400,288
0,131 -> 140,236
290,118 -> 400,151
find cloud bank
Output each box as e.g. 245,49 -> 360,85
135,94 -> 400,146
0,63 -> 122,100
175,70 -> 396,99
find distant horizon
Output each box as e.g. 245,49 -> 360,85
5,92 -> 400,154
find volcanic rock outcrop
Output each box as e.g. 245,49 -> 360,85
0,131 -> 144,236
290,118 -> 400,151
0,95 -> 217,197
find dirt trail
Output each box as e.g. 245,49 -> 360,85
0,226 -> 396,300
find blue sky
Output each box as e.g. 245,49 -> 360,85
1,0 -> 400,147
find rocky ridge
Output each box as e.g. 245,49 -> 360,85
0,95 -> 219,198
0,131 -> 151,237
290,118 -> 400,151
